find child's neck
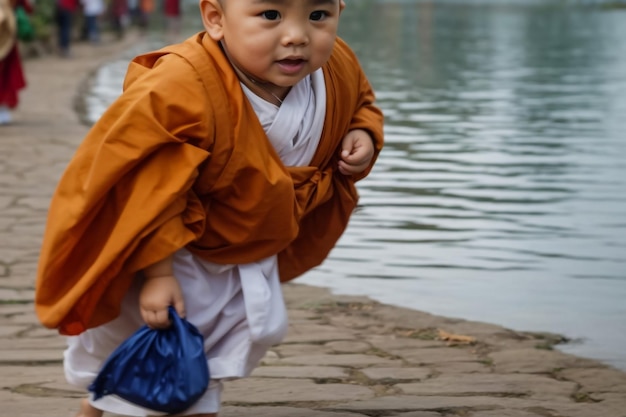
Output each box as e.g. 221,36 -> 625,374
219,41 -> 290,107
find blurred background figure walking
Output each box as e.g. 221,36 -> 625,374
109,0 -> 128,39
163,0 -> 179,40
80,0 -> 103,44
0,0 -> 31,124
129,0 -> 152,33
55,0 -> 77,57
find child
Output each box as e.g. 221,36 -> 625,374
35,0 -> 384,415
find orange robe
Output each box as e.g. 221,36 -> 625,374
35,32 -> 384,335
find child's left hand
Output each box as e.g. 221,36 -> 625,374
338,129 -> 375,176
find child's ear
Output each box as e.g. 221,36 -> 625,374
339,0 -> 345,12
200,0 -> 225,41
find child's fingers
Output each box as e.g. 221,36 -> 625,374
338,159 -> 368,175
173,298 -> 186,319
142,307 -> 171,329
338,161 -> 350,175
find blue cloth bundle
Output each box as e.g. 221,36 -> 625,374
88,307 -> 209,414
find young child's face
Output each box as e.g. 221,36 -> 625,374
204,0 -> 342,91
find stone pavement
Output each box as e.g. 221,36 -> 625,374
1,32 -> 626,417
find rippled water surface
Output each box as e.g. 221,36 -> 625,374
86,2 -> 626,369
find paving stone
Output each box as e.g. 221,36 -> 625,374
0,365 -> 66,388
327,314 -> 395,332
0,303 -> 34,316
470,411 -> 544,417
220,406 -> 369,417
282,323 -> 357,343
39,379 -> 85,395
262,349 -> 280,361
0,233 -> 43,249
0,217 -> 16,231
0,288 -> 34,301
360,367 -> 431,382
251,366 -> 348,379
0,325 -> 29,337
366,305 -> 456,332
330,395 -> 556,413
0,337 -> 67,350
396,374 -> 577,398
274,353 -> 403,367
592,392 -> 626,407
393,413 -> 442,417
0,390 -> 77,415
273,343 -> 330,357
20,326 -> 61,338
0,349 -> 64,363
222,378 -> 374,403
0,247 -> 30,264
15,196 -> 51,211
0,195 -> 13,209
366,335 -> 448,351
558,367 -> 626,393
287,309 -> 327,322
429,361 -> 492,374
490,348 -> 600,374
0,276 -> 37,290
7,262 -> 40,276
325,340 -> 371,353
535,396 -> 626,417
395,347 -> 480,364
5,310 -> 39,324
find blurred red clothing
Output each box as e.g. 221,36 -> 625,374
110,0 -> 127,18
0,47 -> 25,108
57,0 -> 77,11
0,0 -> 31,109
163,0 -> 179,17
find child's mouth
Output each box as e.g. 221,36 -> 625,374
277,59 -> 306,74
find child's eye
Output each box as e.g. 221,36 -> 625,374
310,11 -> 328,21
261,10 -> 280,20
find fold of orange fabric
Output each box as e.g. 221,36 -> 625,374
35,33 -> 384,335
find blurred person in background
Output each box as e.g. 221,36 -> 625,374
81,0 -> 104,44
163,0 -> 180,39
129,0 -> 152,34
0,0 -> 31,124
109,0 -> 128,39
56,0 -> 78,57
138,0 -> 153,32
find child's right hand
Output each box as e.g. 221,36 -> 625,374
338,129 -> 375,176
139,274 -> 186,329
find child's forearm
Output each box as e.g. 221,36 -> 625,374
143,255 -> 174,279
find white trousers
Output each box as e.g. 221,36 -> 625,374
64,249 -> 289,416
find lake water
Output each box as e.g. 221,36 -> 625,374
84,1 -> 626,370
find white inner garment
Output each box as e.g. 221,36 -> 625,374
242,69 -> 326,166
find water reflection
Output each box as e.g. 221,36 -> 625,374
85,2 -> 626,369
301,1 -> 626,370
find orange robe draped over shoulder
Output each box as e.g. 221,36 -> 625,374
35,33 -> 384,335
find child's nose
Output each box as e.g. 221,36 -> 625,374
281,22 -> 309,47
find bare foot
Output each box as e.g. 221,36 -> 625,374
75,398 -> 103,417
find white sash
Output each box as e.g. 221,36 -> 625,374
242,69 -> 327,166
225,69 -> 327,344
